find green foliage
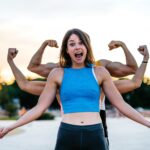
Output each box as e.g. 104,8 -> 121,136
0,79 -> 60,119
37,112 -> 55,120
1,77 -> 149,118
0,83 -> 18,117
4,103 -> 18,117
0,116 -> 18,120
122,82 -> 150,108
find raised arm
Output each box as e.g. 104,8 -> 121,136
27,40 -> 59,77
7,48 -> 46,95
0,68 -> 60,138
114,45 -> 149,93
99,41 -> 138,77
96,67 -> 150,128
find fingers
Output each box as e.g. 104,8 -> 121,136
138,45 -> 149,58
8,48 -> 18,55
8,48 -> 18,59
138,45 -> 147,51
47,40 -> 59,48
0,127 -> 5,138
138,45 -> 147,54
0,127 -> 10,138
108,41 -> 120,50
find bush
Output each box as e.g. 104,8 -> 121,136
37,112 -> 55,120
5,103 -> 18,117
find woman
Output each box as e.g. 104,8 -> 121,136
1,28 -> 150,150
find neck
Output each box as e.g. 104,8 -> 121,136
72,63 -> 85,68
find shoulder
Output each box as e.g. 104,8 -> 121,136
94,66 -> 110,75
98,59 -> 112,67
46,62 -> 60,70
47,68 -> 64,85
93,66 -> 111,83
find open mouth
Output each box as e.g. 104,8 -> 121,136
74,52 -> 83,58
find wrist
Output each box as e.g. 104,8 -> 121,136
42,40 -> 49,47
7,59 -> 13,64
120,42 -> 127,49
142,60 -> 148,63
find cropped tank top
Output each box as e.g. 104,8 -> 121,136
60,67 -> 101,114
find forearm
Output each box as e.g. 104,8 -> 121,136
121,42 -> 138,71
132,61 -> 148,87
115,99 -> 150,127
103,77 -> 150,127
8,60 -> 28,91
8,105 -> 44,132
115,59 -> 148,93
28,41 -> 48,69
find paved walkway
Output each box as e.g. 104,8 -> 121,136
0,117 -> 150,150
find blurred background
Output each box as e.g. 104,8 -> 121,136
0,0 -> 150,120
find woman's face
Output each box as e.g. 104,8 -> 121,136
67,34 -> 87,67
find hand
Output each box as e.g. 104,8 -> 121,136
108,40 -> 124,50
7,48 -> 18,62
45,40 -> 59,48
0,127 -> 10,139
138,45 -> 149,61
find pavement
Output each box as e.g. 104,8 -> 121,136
0,117 -> 150,150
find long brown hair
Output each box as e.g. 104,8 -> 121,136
59,28 -> 95,67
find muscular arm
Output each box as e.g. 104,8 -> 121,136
114,45 -> 149,93
98,67 -> 150,128
99,41 -> 138,77
27,40 -> 59,77
7,48 -> 46,95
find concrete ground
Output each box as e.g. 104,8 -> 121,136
0,117 -> 150,150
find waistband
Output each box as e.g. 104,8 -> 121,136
59,122 -> 103,131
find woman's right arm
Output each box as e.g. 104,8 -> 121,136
0,68 -> 59,138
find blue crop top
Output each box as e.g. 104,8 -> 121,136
60,67 -> 101,114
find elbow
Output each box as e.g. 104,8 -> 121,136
131,68 -> 137,74
19,81 -> 29,92
129,65 -> 138,74
133,79 -> 142,89
27,65 -> 33,72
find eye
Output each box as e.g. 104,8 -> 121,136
69,43 -> 75,47
79,41 -> 83,45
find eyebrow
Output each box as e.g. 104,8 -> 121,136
68,40 -> 75,43
68,39 -> 82,43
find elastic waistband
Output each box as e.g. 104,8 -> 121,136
60,122 -> 103,131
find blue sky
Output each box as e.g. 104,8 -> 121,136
0,0 -> 150,82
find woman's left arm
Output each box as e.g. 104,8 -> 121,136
99,67 -> 150,128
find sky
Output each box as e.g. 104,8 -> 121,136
0,0 -> 150,82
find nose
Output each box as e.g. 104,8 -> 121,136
75,43 -> 81,49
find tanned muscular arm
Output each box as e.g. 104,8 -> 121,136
28,40 -> 138,78
99,41 -> 138,77
100,45 -> 149,100
27,40 -> 59,77
7,48 -> 61,111
114,45 -> 149,93
7,48 -> 46,95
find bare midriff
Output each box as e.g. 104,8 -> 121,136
62,112 -> 102,125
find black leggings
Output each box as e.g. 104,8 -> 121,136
55,122 -> 108,150
100,110 -> 108,138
